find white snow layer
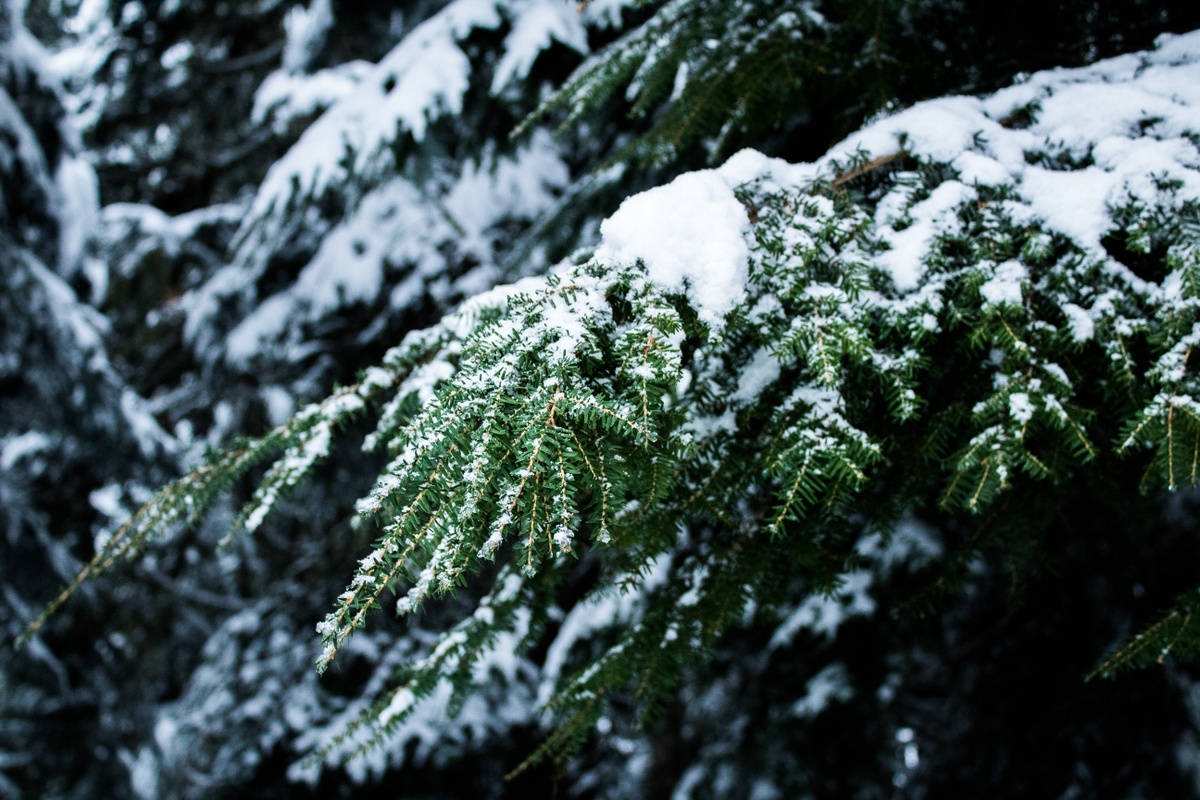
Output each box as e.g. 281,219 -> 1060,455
791,663 -> 853,718
54,154 -> 100,276
252,60 -> 371,134
245,0 -> 591,241
716,29 -> 1200,294
979,260 -> 1027,307
282,0 -> 334,74
595,170 -> 751,331
490,1 -> 589,94
0,431 -> 52,471
223,129 -> 568,365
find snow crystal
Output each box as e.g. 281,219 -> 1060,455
552,527 -> 574,551
595,170 -> 751,331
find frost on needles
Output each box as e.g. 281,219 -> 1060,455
22,30 -> 1200,770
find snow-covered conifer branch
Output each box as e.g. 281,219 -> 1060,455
22,26 -> 1200,777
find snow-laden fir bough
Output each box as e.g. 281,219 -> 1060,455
20,27 -> 1200,771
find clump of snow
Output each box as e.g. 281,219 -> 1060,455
979,260 -> 1027,307
595,170 -> 751,331
718,147 -> 816,196
1009,392 -> 1035,424
221,129 -> 569,367
1061,303 -> 1095,341
282,0 -> 333,73
443,128 -> 570,242
874,181 -> 975,292
835,96 -> 1001,167
88,482 -> 125,521
252,61 -> 371,134
704,29 -> 1200,300
769,571 -> 875,648
791,663 -> 853,718
577,0 -> 641,29
491,2 -> 589,94
0,431 -> 51,470
952,150 -> 1010,186
245,0 -> 503,231
732,347 -> 781,405
856,514 -> 943,570
379,687 -> 416,726
243,0 -> 598,257
54,155 -> 99,277
1020,167 -> 1116,253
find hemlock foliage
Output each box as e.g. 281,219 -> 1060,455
9,0 -> 1200,798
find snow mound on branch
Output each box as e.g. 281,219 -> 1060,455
247,0 -> 498,217
241,0 -> 602,261
221,129 -> 569,367
491,1 -> 589,94
719,28 -> 1200,294
193,0 -> 615,369
595,170 -> 751,331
